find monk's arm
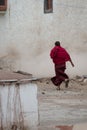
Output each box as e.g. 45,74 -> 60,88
69,58 -> 74,67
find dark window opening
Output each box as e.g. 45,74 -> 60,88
44,0 -> 53,13
0,0 -> 5,5
0,0 -> 7,11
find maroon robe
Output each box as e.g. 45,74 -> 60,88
50,46 -> 70,86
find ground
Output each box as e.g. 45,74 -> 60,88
32,76 -> 87,129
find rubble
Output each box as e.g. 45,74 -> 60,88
75,75 -> 87,83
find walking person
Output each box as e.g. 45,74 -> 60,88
50,41 -> 74,90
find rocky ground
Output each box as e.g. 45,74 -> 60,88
32,76 -> 87,130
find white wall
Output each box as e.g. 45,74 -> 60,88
0,0 -> 87,77
0,83 -> 38,128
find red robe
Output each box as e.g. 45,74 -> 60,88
50,46 -> 70,86
50,46 -> 71,65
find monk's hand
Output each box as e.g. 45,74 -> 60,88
70,60 -> 74,67
71,62 -> 74,67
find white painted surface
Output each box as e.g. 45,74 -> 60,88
0,83 -> 38,128
0,0 -> 87,77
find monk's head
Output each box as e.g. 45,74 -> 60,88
55,41 -> 60,46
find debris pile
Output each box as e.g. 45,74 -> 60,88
75,75 -> 87,83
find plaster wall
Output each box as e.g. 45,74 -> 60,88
0,0 -> 87,77
0,83 -> 38,128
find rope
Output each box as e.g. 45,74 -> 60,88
12,83 -> 24,130
5,83 -> 25,130
6,85 -> 12,130
0,86 -> 4,130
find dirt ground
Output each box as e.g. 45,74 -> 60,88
34,76 -> 87,128
36,76 -> 87,98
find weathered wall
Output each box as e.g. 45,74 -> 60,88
0,83 -> 38,128
0,0 -> 87,77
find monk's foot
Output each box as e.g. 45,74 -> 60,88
56,86 -> 60,90
65,79 -> 69,88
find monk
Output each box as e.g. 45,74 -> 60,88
50,41 -> 74,90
